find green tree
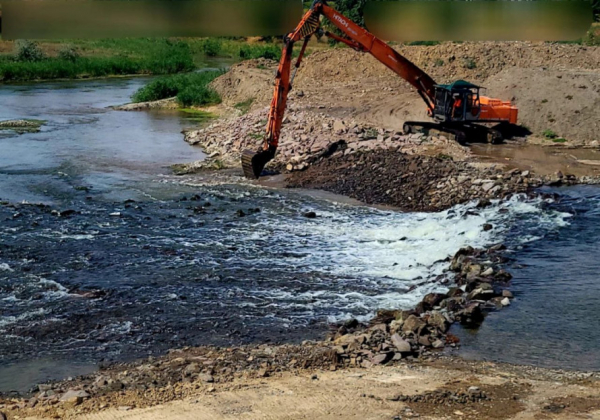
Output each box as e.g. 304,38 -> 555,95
323,0 -> 367,44
593,0 -> 599,22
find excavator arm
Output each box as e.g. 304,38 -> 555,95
242,0 -> 437,179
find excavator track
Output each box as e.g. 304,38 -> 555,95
403,121 -> 503,144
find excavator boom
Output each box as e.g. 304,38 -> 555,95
242,0 -> 517,179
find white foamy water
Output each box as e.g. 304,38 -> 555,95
181,189 -> 572,322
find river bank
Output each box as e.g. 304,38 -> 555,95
2,347 -> 600,420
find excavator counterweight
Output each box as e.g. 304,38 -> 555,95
241,0 -> 518,179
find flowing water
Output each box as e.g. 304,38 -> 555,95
0,79 -> 598,393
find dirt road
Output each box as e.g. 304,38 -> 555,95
17,358 -> 600,420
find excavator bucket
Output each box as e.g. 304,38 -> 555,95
241,148 -> 275,179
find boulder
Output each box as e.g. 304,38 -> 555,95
390,334 -> 412,353
502,289 -> 514,298
372,352 -> 392,365
60,390 -> 90,406
467,283 -> 496,301
427,311 -> 450,333
457,303 -> 484,325
401,315 -> 426,333
421,293 -> 448,309
199,373 -> 214,383
184,363 -> 200,376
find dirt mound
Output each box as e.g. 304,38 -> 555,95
483,67 -> 600,143
295,42 -> 600,86
209,58 -> 277,107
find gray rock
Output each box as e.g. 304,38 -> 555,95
60,389 -> 90,405
390,334 -> 412,353
502,289 -> 514,298
401,315 -> 426,333
184,363 -> 200,376
427,311 -> 450,333
431,339 -> 445,349
482,182 -> 495,192
372,352 -> 392,365
481,267 -> 494,276
199,373 -> 214,383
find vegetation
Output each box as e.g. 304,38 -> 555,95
0,37 -> 289,82
552,138 -> 567,143
131,70 -> 223,107
542,129 -> 558,139
408,41 -> 440,46
323,0 -> 367,44
234,98 -> 254,114
0,39 -> 195,82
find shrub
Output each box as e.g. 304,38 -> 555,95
434,58 -> 444,67
234,98 -> 254,114
408,41 -> 440,46
146,41 -> 195,74
132,70 -> 223,106
58,45 -> 80,62
543,129 -> 558,139
14,40 -> 45,62
238,44 -> 281,60
177,85 -> 221,107
201,38 -> 222,57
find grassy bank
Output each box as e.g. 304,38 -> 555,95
131,71 -> 224,107
0,37 -> 298,82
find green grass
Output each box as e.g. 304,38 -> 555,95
552,138 -> 567,143
408,41 -> 441,46
131,70 -> 224,107
234,98 -> 254,114
0,40 -> 194,82
542,129 -> 558,139
0,37 -> 288,82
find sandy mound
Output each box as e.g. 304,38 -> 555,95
295,42 -> 600,85
483,67 -> 600,143
209,58 -> 277,108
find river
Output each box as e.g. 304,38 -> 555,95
0,78 -> 598,393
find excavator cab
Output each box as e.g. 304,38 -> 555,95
433,80 -> 481,123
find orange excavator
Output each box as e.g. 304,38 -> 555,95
242,0 -> 518,179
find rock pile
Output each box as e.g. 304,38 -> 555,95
327,243 -> 515,367
183,106 -> 468,175
287,149 -> 542,211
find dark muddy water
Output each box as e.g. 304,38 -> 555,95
0,79 -> 598,393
